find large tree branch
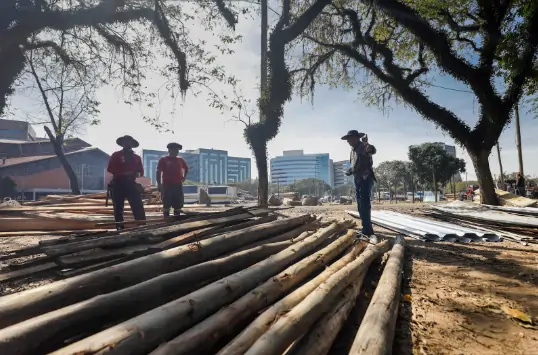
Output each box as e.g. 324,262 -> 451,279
503,4 -> 538,108
304,33 -> 472,145
280,0 -> 332,43
364,0 -> 497,107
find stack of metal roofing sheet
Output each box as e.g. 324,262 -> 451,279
346,210 -> 501,243
431,202 -> 538,228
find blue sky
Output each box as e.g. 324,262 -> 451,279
8,5 -> 538,181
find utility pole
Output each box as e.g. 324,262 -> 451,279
515,102 -> 524,175
260,0 -> 268,99
496,143 -> 504,186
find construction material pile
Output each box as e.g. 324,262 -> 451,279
0,192 -> 222,235
0,208 -> 405,355
0,206 -> 280,282
425,201 -> 538,244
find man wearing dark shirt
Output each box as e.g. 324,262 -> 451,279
107,135 -> 146,230
342,130 -> 377,237
157,142 -> 189,218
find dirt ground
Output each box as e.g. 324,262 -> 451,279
282,204 -> 538,355
1,203 -> 537,354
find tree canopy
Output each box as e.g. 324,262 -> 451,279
1,0 -> 242,119
290,0 -> 538,205
408,143 -> 466,189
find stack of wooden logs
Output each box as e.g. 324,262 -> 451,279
0,206 -> 286,281
0,210 -> 406,355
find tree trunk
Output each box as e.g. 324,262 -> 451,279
44,126 -> 80,195
433,170 -> 437,203
0,214 -> 312,329
244,240 -> 392,355
151,230 -> 357,355
468,147 -> 498,205
250,139 -> 269,207
0,238 -> 307,355
52,222 -> 349,355
350,236 -> 405,355
0,48 -> 25,117
411,175 -> 415,203
218,243 -> 366,355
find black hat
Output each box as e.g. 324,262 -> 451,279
341,130 -> 365,140
167,142 -> 183,150
116,135 -> 139,148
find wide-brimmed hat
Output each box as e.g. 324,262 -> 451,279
341,130 -> 365,140
116,135 -> 139,148
167,142 -> 183,150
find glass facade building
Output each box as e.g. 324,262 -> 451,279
270,150 -> 334,187
142,148 -> 251,185
333,160 -> 353,187
227,156 -> 252,183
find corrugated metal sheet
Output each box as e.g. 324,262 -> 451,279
431,202 -> 538,228
346,210 -> 501,243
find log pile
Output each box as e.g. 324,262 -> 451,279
0,191 -> 229,234
0,209 -> 408,355
0,206 -> 289,282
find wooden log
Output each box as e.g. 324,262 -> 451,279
50,222 -> 346,355
287,264 -> 368,355
151,215 -> 277,251
349,236 -> 405,355
244,239 -> 392,355
40,212 -> 255,257
0,262 -> 58,283
217,242 -> 366,355
0,215 -> 311,329
0,235 -> 309,354
151,228 -> 358,355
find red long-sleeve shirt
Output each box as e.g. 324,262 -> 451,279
107,150 -> 144,178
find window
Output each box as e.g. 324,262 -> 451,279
183,185 -> 198,194
208,186 -> 227,195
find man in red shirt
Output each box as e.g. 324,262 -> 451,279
107,135 -> 146,230
157,142 -> 189,218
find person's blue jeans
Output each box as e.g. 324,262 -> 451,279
355,174 -> 374,235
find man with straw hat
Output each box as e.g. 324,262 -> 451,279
156,142 -> 189,218
341,130 -> 377,238
107,135 -> 146,230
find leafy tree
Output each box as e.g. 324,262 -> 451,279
287,178 -> 331,197
332,183 -> 355,197
1,0 -> 241,118
408,143 -> 466,202
21,34 -> 101,194
374,160 -> 407,200
293,0 -> 538,205
0,176 -> 17,198
236,0 -> 334,206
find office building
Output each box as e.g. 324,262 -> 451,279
227,156 -> 252,183
142,148 -> 251,185
333,160 -> 353,187
270,150 -> 334,187
0,119 -> 37,141
0,119 -> 111,199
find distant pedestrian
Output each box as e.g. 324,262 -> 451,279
342,130 -> 377,237
107,135 -> 146,230
516,173 -> 526,196
156,142 -> 189,218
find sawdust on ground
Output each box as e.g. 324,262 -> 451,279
282,203 -> 538,355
